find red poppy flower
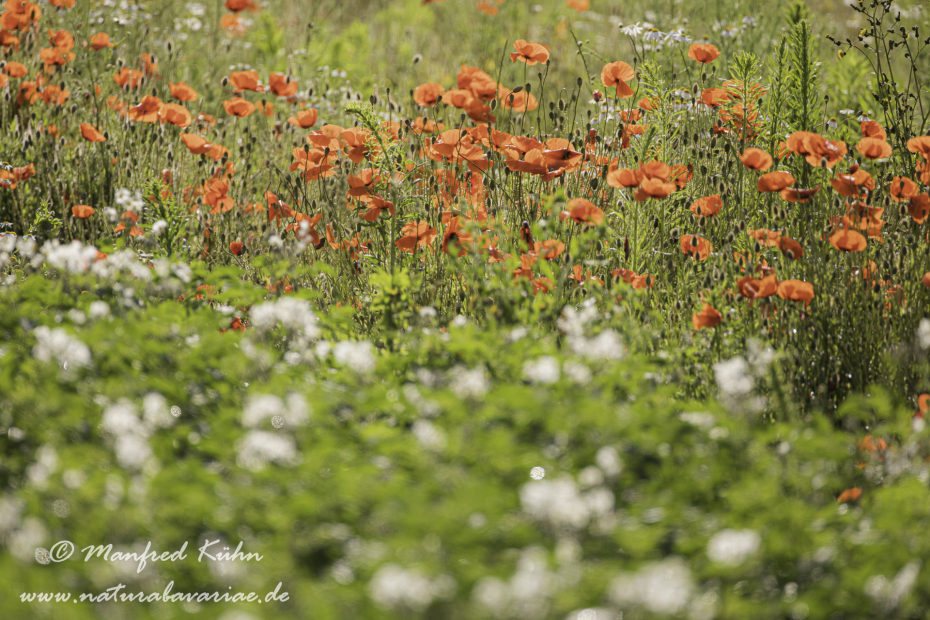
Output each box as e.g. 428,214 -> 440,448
687,43 -> 720,64
738,148 -> 773,172
89,32 -> 113,51
71,205 -> 95,219
414,82 -> 445,107
776,280 -> 815,306
601,61 -> 635,99
169,81 -> 199,102
757,171 -> 795,192
223,97 -> 256,118
855,137 -> 892,160
681,235 -> 713,260
690,194 -> 722,217
692,303 -> 722,330
510,40 -> 549,65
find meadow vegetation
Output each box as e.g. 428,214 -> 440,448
2,0 -> 930,618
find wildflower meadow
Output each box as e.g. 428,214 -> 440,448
2,0 -> 930,618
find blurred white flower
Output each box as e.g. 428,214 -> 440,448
236,430 -> 300,471
918,319 -> 930,350
369,564 -> 455,612
706,529 -> 761,566
88,301 -> 111,319
450,365 -> 490,399
333,340 -> 376,373
242,393 -> 310,428
610,556 -> 694,614
523,357 -> 560,384
412,420 -> 446,451
33,326 -> 91,370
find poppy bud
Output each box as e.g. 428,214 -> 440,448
690,236 -> 699,248
490,99 -> 497,110
670,227 -> 680,239
558,98 -> 565,111
525,83 -> 531,93
221,76 -> 229,87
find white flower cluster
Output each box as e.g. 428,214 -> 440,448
706,529 -> 761,566
449,365 -> 491,399
101,395 -> 175,471
368,563 -> 456,612
863,561 -> 921,613
519,475 -> 614,532
472,547 -> 556,620
115,188 -> 145,212
33,326 -> 92,371
25,445 -> 58,490
713,339 -> 774,413
917,318 -> 930,350
412,419 -> 446,451
249,297 -> 320,339
557,301 -> 624,361
236,431 -> 300,472
242,393 -> 310,428
333,340 -> 377,373
609,557 -> 695,615
523,356 -> 560,384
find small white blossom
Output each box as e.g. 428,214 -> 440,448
333,340 -> 376,373
610,557 -> 694,614
236,430 -> 300,471
707,529 -> 761,566
33,326 -> 92,370
523,356 -> 560,384
449,365 -> 491,399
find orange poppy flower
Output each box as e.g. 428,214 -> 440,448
442,217 -> 474,257
223,97 -> 256,118
180,133 -> 215,155
414,82 -> 445,107
141,53 -> 159,77
829,228 -> 867,252
48,29 -> 74,54
887,176 -> 918,202
359,196 -> 395,222
909,194 -> 930,224
634,177 -> 676,201
567,0 -> 590,11
113,68 -> 143,89
499,87 -> 537,112
3,61 -> 27,78
701,88 -> 731,107
606,167 -> 643,188
906,136 -> 930,160
855,137 -> 892,160
114,210 -> 144,236
71,205 -> 95,219
229,70 -> 264,93
268,72 -> 297,98
169,81 -> 199,102
89,32 -> 113,51
127,95 -> 164,122
738,148 -> 773,172
690,194 -> 722,217
837,488 -> 862,503
396,221 -> 438,253
778,236 -> 804,260
681,235 -> 713,260
563,198 -> 605,224
159,103 -> 192,128
511,40 -> 549,65
687,43 -> 720,64
601,61 -> 635,99
457,65 -> 499,100
40,47 -> 75,68
692,303 -> 722,330
757,171 -> 795,192
780,185 -> 820,203
477,1 -> 499,15
776,280 -> 814,305
38,85 -> 69,105
737,275 -> 778,302
860,120 -> 886,140
287,108 -> 318,128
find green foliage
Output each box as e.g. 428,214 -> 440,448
786,20 -> 821,134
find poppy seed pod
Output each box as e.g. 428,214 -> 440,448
369,95 -> 377,105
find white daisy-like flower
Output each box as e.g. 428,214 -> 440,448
620,22 -> 644,37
